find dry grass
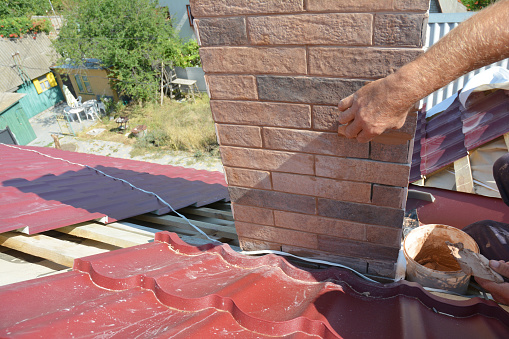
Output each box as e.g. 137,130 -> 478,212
77,95 -> 218,157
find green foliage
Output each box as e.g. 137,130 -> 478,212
0,16 -> 49,38
0,0 -> 50,19
460,0 -> 498,11
53,0 -> 181,102
173,39 -> 201,68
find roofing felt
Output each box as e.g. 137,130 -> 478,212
0,144 -> 228,234
0,231 -> 508,338
410,89 -> 509,182
0,34 -> 58,92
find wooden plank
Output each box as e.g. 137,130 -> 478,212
0,232 -> 107,267
412,178 -> 425,186
134,214 -> 238,240
57,222 -> 153,248
179,207 -> 234,221
504,132 -> 509,151
454,156 -> 475,193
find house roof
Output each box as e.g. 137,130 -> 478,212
0,231 -> 507,338
410,89 -> 509,182
0,92 -> 26,113
51,58 -> 105,70
0,144 -> 228,234
0,34 -> 58,92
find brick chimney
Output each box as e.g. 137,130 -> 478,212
191,0 -> 429,278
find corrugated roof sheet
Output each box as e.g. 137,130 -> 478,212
410,89 -> 509,182
0,34 -> 58,92
0,92 -> 26,112
0,144 -> 228,234
0,231 -> 508,338
51,58 -> 104,70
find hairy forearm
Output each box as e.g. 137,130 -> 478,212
390,0 -> 509,105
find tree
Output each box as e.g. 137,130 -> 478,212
53,0 -> 181,102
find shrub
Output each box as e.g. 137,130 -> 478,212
459,0 -> 498,11
173,39 -> 201,68
0,17 -> 50,38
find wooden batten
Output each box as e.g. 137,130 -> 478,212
454,156 -> 475,193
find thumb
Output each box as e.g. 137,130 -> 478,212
490,260 -> 509,279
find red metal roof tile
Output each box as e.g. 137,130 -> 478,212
0,145 -> 228,234
410,90 -> 509,182
0,232 -> 508,338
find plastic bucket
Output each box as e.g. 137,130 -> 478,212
403,224 -> 479,294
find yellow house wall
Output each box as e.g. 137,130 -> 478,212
53,68 -> 119,102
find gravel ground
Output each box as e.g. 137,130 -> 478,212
28,104 -> 224,173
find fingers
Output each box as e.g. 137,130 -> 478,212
338,95 -> 354,112
337,123 -> 347,136
344,119 -> 362,139
338,107 -> 356,126
475,276 -> 509,305
490,260 -> 509,279
356,129 -> 373,143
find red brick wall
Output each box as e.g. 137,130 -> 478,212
191,0 -> 429,277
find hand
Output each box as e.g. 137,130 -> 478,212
475,260 -> 509,305
337,77 -> 414,143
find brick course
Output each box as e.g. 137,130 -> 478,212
394,0 -> 431,11
197,17 -> 247,46
315,155 -> 411,187
317,198 -> 405,228
318,235 -> 400,261
220,146 -> 315,175
272,172 -> 371,203
309,47 -> 423,78
225,167 -> 272,189
189,0 -> 304,17
371,184 -> 407,209
211,101 -> 311,128
305,0 -> 393,12
231,203 -> 275,226
206,76 -> 258,100
257,76 -> 367,105
216,124 -> 262,148
236,222 -> 318,249
247,14 -> 372,46
374,14 -> 427,47
263,127 -> 369,158
274,211 -> 366,241
200,47 -> 307,74
229,186 -> 316,214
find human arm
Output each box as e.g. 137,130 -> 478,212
338,0 -> 509,143
475,260 -> 509,305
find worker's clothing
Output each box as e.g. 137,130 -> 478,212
463,153 -> 509,262
463,221 -> 509,261
494,153 -> 509,207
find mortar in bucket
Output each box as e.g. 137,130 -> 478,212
403,224 -> 479,294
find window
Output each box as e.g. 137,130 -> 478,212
33,72 -> 58,94
74,74 -> 93,94
186,5 -> 194,27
